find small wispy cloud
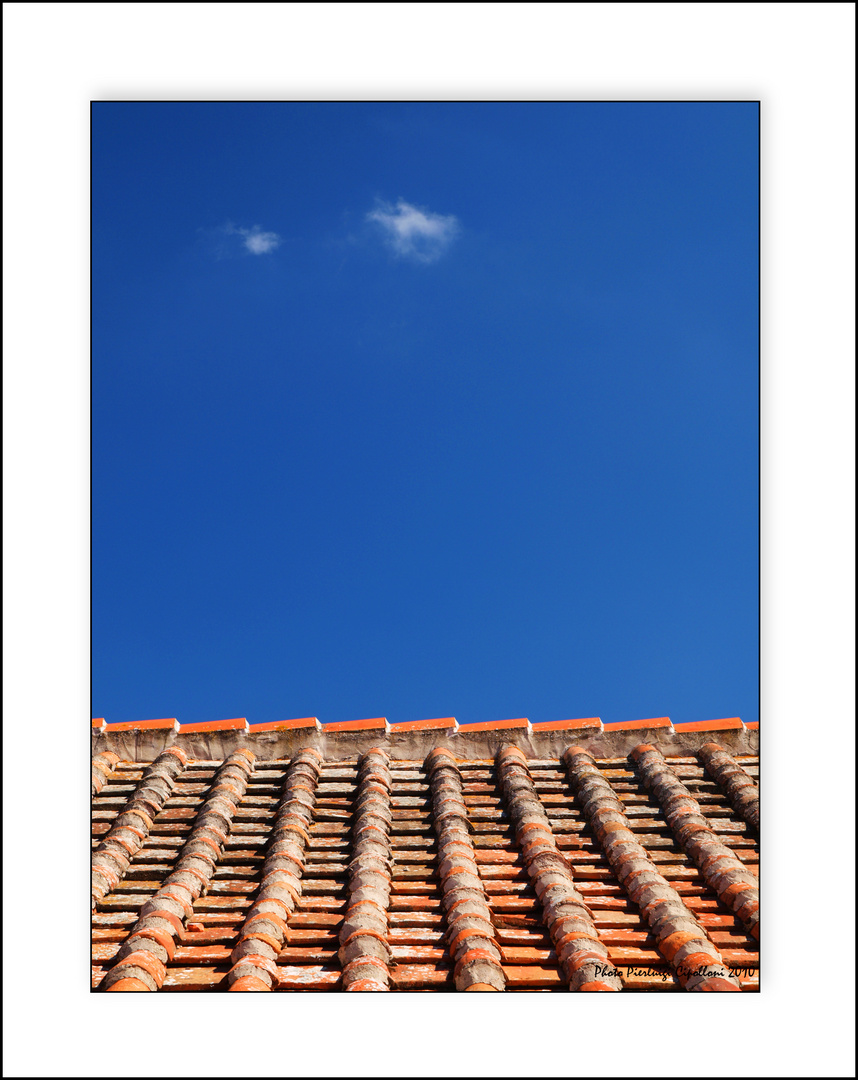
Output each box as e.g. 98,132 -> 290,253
225,223 -> 281,254
366,199 -> 459,263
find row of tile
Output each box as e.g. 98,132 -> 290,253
631,745 -> 759,940
102,751 -> 256,991
425,748 -> 507,990
497,745 -> 623,990
227,749 -> 323,990
93,742 -> 758,991
92,748 -> 188,907
563,747 -> 742,990
339,749 -> 394,990
92,715 -> 758,735
91,750 -> 120,795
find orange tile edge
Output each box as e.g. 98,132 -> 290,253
459,718 -> 530,733
105,718 -> 179,733
673,717 -> 744,732
389,717 -> 458,733
179,718 -> 249,734
602,717 -> 673,732
531,718 -> 602,732
323,717 -> 389,733
249,717 -> 321,733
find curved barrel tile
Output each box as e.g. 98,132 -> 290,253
339,747 -> 394,990
630,744 -> 759,940
228,748 -> 322,991
101,749 -> 255,991
698,742 -> 760,830
426,748 -> 506,991
562,745 -> 740,991
496,745 -> 622,990
91,748 -> 188,908
91,751 -> 120,796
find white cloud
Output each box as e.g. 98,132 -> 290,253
366,199 -> 459,263
224,223 -> 281,254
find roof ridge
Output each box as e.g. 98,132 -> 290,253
92,714 -> 756,735
92,714 -> 758,763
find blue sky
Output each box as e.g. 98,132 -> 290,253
92,102 -> 758,728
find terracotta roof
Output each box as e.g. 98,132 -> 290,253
92,716 -> 759,991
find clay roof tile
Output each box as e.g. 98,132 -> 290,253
92,714 -> 758,992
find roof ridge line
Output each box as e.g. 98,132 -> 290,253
93,715 -> 755,736
92,714 -> 757,763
